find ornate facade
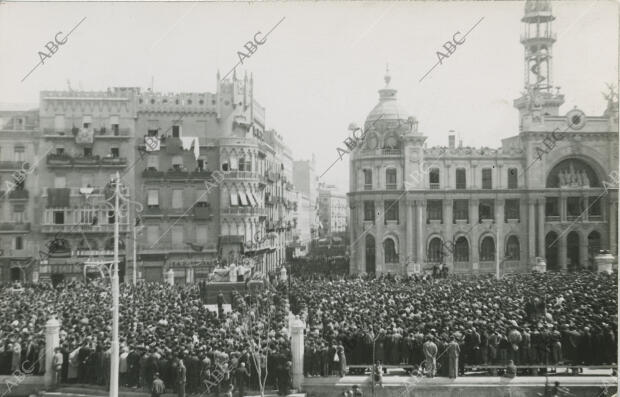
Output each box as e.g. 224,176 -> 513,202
348,0 -> 618,275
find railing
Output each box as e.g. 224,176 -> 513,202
386,184 -> 398,190
101,157 -> 128,166
382,149 -> 402,155
0,222 -> 31,232
8,189 -> 29,199
47,154 -> 127,167
430,183 -> 440,190
0,161 -> 28,170
545,215 -> 560,222
221,207 -> 268,216
142,169 -> 165,178
43,127 -> 131,137
40,223 -> 130,233
363,184 -> 372,191
225,171 -> 259,179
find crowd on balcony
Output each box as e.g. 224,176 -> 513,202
0,281 -> 293,394
293,271 -> 617,377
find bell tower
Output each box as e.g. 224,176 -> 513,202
514,0 -> 565,124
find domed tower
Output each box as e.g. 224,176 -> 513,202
514,0 -> 565,122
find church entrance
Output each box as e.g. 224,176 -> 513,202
365,235 -> 376,275
545,232 -> 559,271
567,232 -> 580,271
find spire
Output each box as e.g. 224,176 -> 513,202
217,69 -> 221,81
384,63 -> 391,87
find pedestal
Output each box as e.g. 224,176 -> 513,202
594,253 -> 615,274
44,317 -> 61,387
290,316 -> 305,390
533,257 -> 547,273
166,269 -> 174,285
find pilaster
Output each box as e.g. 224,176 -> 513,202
537,198 -> 546,259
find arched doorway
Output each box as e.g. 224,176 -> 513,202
567,231 -> 580,271
545,232 -> 559,271
480,236 -> 495,261
365,235 -> 376,275
587,231 -> 601,270
428,237 -> 443,263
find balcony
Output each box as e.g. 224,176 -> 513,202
41,223 -> 130,234
8,189 -> 29,199
44,127 -> 131,137
0,222 -> 30,233
0,161 -> 28,170
190,170 -> 212,179
226,171 -> 259,179
222,207 -> 268,216
47,153 -> 72,166
101,157 -> 128,167
193,206 -> 212,220
73,156 -> 100,166
386,184 -> 398,191
382,148 -> 402,156
142,168 -> 165,178
143,206 -> 164,217
166,169 -> 190,179
430,183 -> 440,190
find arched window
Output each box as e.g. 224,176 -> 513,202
454,237 -> 469,262
384,238 -> 398,263
428,237 -> 443,262
506,236 -> 520,260
480,236 -> 495,261
239,157 -> 246,171
105,238 -> 125,250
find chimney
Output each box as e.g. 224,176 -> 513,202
448,131 -> 455,149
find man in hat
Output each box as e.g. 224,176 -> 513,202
446,336 -> 460,379
151,372 -> 165,397
177,354 -> 187,397
422,335 -> 438,378
234,362 -> 250,397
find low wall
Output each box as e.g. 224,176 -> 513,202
0,375 -> 45,397
302,375 -> 618,397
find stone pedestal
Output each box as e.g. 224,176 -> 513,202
44,317 -> 61,387
290,316 -> 305,390
280,266 -> 288,282
533,257 -> 547,273
594,252 -> 616,274
166,269 -> 174,285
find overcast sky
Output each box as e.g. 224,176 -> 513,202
0,1 -> 617,192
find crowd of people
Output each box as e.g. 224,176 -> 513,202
292,271 -> 617,377
0,280 -> 293,395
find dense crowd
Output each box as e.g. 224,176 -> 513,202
291,271 -> 617,376
0,280 -> 293,394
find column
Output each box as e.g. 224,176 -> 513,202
496,199 -> 505,260
290,316 -> 305,389
445,164 -> 452,189
610,199 -> 618,255
416,201 -> 425,263
44,317 -> 61,387
406,201 -> 414,261
582,196 -> 589,222
375,200 -> 384,273
579,233 -> 588,269
471,165 -> 478,189
497,164 -> 503,189
444,199 -> 453,268
537,198 -> 546,259
560,196 -> 567,222
528,199 -> 536,261
558,233 -> 567,271
470,199 -> 479,264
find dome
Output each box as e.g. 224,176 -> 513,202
364,69 -> 411,129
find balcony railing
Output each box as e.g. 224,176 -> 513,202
43,127 -> 131,137
40,223 -> 130,234
0,222 -> 31,232
386,184 -> 398,191
382,148 -> 402,155
8,189 -> 29,199
545,215 -> 560,222
363,184 -> 372,191
47,154 -> 127,167
430,183 -> 440,190
0,161 -> 28,170
226,171 -> 259,179
222,207 -> 268,216
101,157 -> 128,166
142,169 -> 166,178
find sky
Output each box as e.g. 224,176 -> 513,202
0,1 -> 617,193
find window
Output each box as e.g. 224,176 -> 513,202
480,236 -> 495,261
14,146 -> 25,162
172,189 -> 183,209
386,168 -> 397,190
453,200 -> 469,222
147,225 -> 159,245
172,155 -> 183,170
82,116 -> 92,129
147,190 -> 159,208
479,199 -> 494,220
195,189 -> 208,206
172,125 -> 181,138
384,200 -> 399,223
54,115 -> 65,131
111,148 -> 119,158
384,238 -> 399,263
545,197 -> 559,217
110,116 -> 119,134
363,169 -> 372,190
364,201 -> 375,221
588,197 -> 601,216
148,129 -> 158,137
13,210 -> 25,223
147,155 -> 159,170
53,211 -> 64,224
239,157 -> 246,171
429,168 -> 440,189
196,225 -> 208,243
83,148 -> 92,157
56,147 -> 65,155
15,236 -> 23,250
172,226 -> 183,246
428,238 -> 443,263
482,168 -> 492,189
567,197 -> 581,217
197,159 -> 204,171
505,199 -> 520,221
427,200 -> 443,222
54,177 -> 66,188
456,168 -> 466,189
506,236 -> 520,260
108,210 -> 115,225
508,168 -> 518,189
454,237 -> 469,262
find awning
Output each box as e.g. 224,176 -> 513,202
247,192 -> 257,207
238,192 -> 249,206
230,193 -> 239,206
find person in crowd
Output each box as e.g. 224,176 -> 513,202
177,355 -> 187,397
52,347 -> 63,385
235,362 -> 250,397
447,336 -> 460,379
151,372 -> 165,397
423,335 -> 438,378
373,361 -> 383,388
